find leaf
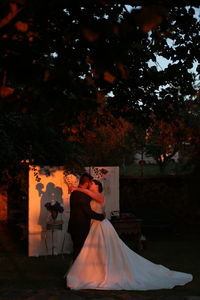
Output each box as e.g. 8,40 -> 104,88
15,21 -> 28,32
103,71 -> 116,84
142,16 -> 163,32
0,3 -> 22,28
135,5 -> 167,32
0,86 -> 14,98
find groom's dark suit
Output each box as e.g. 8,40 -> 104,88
68,190 -> 104,261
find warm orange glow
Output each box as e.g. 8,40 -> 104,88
137,5 -> 166,33
142,16 -> 163,32
28,166 -> 119,256
0,86 -> 14,98
67,135 -> 80,142
103,71 -> 116,84
28,166 -> 71,256
0,3 -> 22,29
85,130 -> 96,138
70,126 -> 79,134
15,21 -> 29,32
0,185 -> 8,221
20,159 -> 31,164
0,71 -> 14,98
43,70 -> 50,81
64,112 -> 132,153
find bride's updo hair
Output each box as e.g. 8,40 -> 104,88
93,179 -> 103,193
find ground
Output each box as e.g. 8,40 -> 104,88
0,222 -> 199,299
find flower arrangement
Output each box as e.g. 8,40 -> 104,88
64,174 -> 79,193
45,199 -> 64,220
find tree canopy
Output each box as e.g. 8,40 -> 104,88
0,0 -> 199,177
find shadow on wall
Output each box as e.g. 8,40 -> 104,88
36,182 -> 64,230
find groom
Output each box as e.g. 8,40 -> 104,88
68,173 -> 105,261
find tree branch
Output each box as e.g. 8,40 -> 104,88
0,3 -> 22,29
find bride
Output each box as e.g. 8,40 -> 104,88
66,179 -> 193,290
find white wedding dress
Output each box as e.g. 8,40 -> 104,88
66,200 -> 193,290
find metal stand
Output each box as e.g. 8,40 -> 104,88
44,220 -> 64,255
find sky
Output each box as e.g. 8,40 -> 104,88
148,6 -> 199,85
123,5 -> 199,79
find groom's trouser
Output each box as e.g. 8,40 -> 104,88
71,231 -> 88,261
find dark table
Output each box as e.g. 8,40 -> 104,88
110,216 -> 143,250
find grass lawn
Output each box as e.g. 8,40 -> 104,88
120,162 -> 193,177
0,223 -> 199,297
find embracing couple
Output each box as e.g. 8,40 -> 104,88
66,173 -> 192,290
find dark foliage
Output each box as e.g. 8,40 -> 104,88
0,0 -> 199,175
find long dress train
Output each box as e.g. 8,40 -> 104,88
66,201 -> 193,290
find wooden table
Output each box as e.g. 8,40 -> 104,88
110,217 -> 143,250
